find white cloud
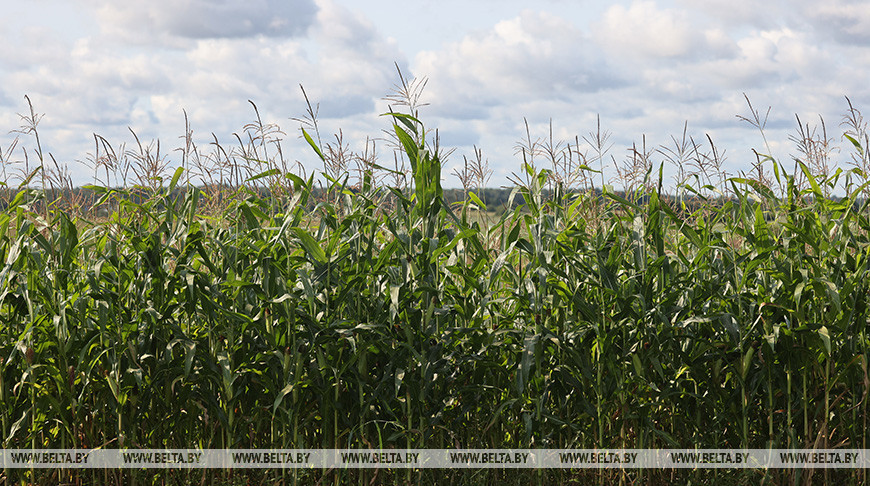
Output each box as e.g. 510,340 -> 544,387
414,10 -> 618,119
85,0 -> 318,45
401,2 -> 869,188
315,0 -> 383,54
695,28 -> 834,91
0,27 -> 72,71
674,0 -> 787,29
284,0 -> 407,117
2,35 -> 175,129
2,0 -> 870,189
811,0 -> 870,44
0,0 -> 409,184
594,1 -> 703,59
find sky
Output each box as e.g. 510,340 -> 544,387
1,0 -> 870,190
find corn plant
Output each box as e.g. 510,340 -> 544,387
1,93 -> 870,484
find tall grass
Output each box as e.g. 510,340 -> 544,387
1,85 -> 869,484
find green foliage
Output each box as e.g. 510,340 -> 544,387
2,102 -> 870,485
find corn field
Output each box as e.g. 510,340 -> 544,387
1,95 -> 870,485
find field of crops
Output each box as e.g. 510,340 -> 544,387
2,93 -> 870,484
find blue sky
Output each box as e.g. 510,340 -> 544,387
2,0 -> 869,189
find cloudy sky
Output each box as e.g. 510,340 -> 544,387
1,0 -> 869,189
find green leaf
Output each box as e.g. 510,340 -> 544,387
632,353 -> 644,379
719,314 -> 740,344
169,166 -> 185,192
818,326 -> 831,357
519,334 -> 537,392
393,124 -> 419,170
5,409 -> 31,446
293,228 -> 326,264
107,373 -> 121,402
384,112 -> 420,134
605,191 -> 640,210
82,184 -> 109,194
302,128 -> 325,161
18,166 -> 42,188
740,346 -> 755,380
246,168 -> 281,183
844,133 -> 864,157
467,191 -> 487,211
273,383 -> 294,412
797,160 -> 823,198
658,198 -> 701,247
729,177 -> 777,202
